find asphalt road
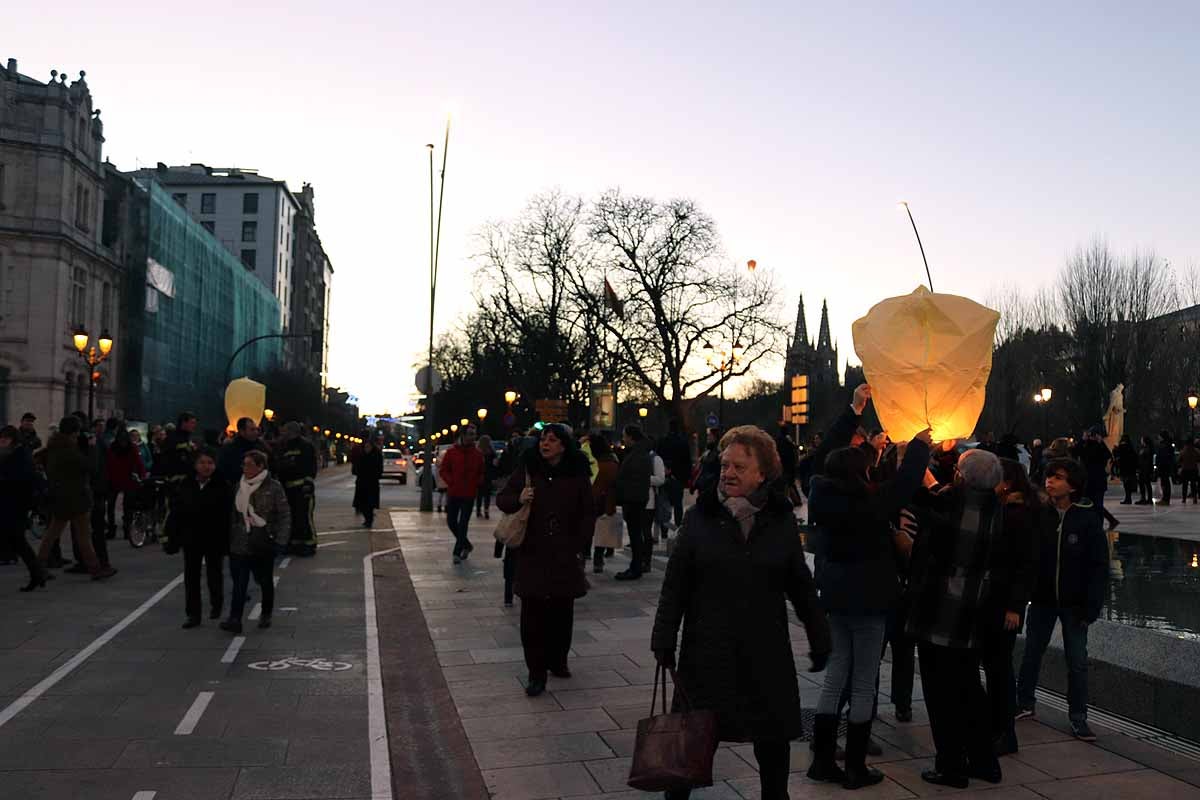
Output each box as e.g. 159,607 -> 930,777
0,464 -> 426,800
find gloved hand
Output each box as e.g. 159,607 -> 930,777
654,649 -> 676,670
809,651 -> 829,672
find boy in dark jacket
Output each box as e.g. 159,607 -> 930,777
1016,458 -> 1109,742
171,448 -> 233,627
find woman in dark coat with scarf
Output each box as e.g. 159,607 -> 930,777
353,439 -> 384,528
170,448 -> 233,627
496,424 -> 595,698
651,425 -> 831,800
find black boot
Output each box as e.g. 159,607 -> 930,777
806,713 -> 846,783
842,721 -> 884,790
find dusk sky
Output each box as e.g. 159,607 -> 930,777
9,2 -> 1200,413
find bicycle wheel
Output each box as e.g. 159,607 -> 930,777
129,511 -> 150,548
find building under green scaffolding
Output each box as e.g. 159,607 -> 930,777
107,173 -> 281,428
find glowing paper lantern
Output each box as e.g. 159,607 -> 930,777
224,377 -> 266,433
852,286 -> 999,442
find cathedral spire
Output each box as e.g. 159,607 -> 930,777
816,299 -> 833,353
792,296 -> 810,352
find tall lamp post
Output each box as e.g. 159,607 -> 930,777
1033,386 -> 1052,439
1188,393 -> 1198,443
72,326 -> 113,423
704,340 -> 743,428
420,113 -> 452,512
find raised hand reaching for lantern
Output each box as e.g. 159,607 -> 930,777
852,384 -> 872,415
912,428 -> 933,446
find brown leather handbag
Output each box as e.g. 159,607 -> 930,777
627,664 -> 719,792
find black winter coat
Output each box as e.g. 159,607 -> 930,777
1156,443 -> 1177,480
0,446 -> 35,532
614,440 -> 653,508
169,476 -> 233,552
1030,501 -> 1109,622
1138,444 -> 1155,479
808,439 -> 930,615
1114,442 -> 1139,480
353,448 -> 383,512
651,489 -> 831,743
496,449 -> 595,599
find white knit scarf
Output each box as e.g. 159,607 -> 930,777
718,483 -> 767,540
236,469 -> 269,530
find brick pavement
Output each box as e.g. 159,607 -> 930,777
390,509 -> 1200,800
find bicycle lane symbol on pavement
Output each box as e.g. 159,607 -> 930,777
246,656 -> 354,672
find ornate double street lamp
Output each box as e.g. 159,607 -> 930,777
1033,386 -> 1052,439
704,340 -> 743,428
72,325 -> 113,423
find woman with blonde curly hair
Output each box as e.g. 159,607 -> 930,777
651,425 -> 830,800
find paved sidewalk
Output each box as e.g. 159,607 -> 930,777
392,510 -> 1200,800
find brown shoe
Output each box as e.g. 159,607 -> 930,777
91,566 -> 118,581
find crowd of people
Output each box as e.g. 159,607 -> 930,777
468,384 -> 1130,798
0,409 -> 329,633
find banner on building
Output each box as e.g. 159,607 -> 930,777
589,383 -> 616,431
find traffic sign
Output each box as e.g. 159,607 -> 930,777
415,365 -> 443,395
706,413 -> 719,428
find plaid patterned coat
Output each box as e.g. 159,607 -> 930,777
905,486 -> 1006,650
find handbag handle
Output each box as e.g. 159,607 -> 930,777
649,663 -> 693,717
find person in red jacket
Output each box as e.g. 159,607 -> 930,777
439,425 -> 485,564
104,427 -> 147,540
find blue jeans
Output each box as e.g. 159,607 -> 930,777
446,496 -> 473,556
816,613 -> 887,724
1017,604 -> 1090,722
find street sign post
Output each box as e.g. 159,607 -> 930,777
535,399 -> 569,423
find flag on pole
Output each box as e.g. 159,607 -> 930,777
603,277 -> 625,320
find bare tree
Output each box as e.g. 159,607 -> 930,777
576,190 -> 785,425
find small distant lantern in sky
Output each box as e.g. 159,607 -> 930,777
746,259 -> 757,272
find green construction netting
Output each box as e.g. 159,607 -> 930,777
136,181 -> 282,425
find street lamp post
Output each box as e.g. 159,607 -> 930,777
477,407 -> 488,433
420,114 -> 452,512
704,340 -> 743,429
1188,394 -> 1198,443
72,325 -> 113,423
1034,386 -> 1052,440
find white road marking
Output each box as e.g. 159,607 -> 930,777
0,573 -> 184,730
279,557 -> 292,569
318,540 -> 346,549
131,792 -> 157,800
174,691 -> 214,735
318,528 -> 369,536
365,518 -> 406,800
221,636 -> 246,664
249,603 -> 262,621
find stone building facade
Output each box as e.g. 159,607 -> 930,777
783,296 -> 864,436
0,59 -> 124,425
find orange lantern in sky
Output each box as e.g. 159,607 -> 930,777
852,286 -> 1000,442
746,259 -> 757,272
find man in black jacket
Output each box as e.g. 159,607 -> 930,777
613,425 -> 652,581
218,417 -> 269,484
656,419 -> 691,527
171,448 -> 233,628
276,422 -> 319,556
1015,458 -> 1109,742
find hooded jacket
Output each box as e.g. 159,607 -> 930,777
1030,499 -> 1109,623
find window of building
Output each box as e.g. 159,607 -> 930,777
241,249 -> 257,270
101,282 -> 113,330
201,193 -> 216,214
173,193 -> 187,208
243,192 -> 258,214
70,267 -> 87,325
201,220 -> 215,235
242,221 -> 257,242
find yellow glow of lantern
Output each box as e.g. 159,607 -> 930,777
264,408 -> 275,422
477,408 -> 488,420
747,259 -> 757,272
224,377 -> 267,433
852,286 -> 1000,442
